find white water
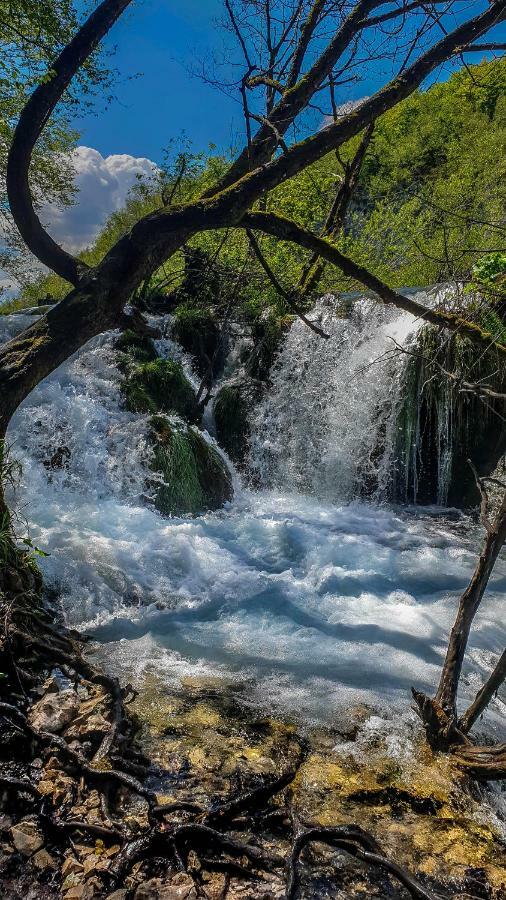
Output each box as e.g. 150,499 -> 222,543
2,301 -> 505,735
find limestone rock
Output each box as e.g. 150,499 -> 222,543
32,848 -> 57,870
10,820 -> 44,856
29,689 -> 79,733
134,874 -> 197,899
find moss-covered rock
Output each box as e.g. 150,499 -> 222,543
123,359 -> 201,424
172,304 -> 224,378
394,325 -> 506,506
214,379 -> 261,468
247,311 -> 293,383
115,329 -> 158,364
150,415 -> 233,516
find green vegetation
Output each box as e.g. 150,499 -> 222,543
123,358 -> 201,424
8,58 -> 504,322
0,1 -> 112,285
150,415 -> 233,517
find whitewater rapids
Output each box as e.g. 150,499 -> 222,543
2,303 -> 505,733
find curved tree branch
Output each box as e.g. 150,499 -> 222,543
241,211 -> 506,356
6,0 -> 133,285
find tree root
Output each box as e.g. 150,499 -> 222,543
286,825 -> 444,900
1,576 -> 498,899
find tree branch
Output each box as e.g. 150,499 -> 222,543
459,649 -> 506,734
241,211 -> 506,356
6,0 -> 133,285
246,228 -> 329,338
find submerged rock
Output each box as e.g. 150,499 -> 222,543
150,416 -> 233,516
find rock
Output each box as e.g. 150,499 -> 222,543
134,875 -> 197,900
62,856 -> 84,877
29,688 -> 79,733
150,416 -> 233,517
10,820 -> 44,856
123,358 -> 201,424
214,379 -> 262,468
171,304 -> 224,378
115,329 -> 158,364
106,892 -> 128,900
32,848 -> 57,870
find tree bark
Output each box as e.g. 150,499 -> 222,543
435,492 -> 506,720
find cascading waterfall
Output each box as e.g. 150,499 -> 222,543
248,292 -> 420,501
1,299 -> 505,732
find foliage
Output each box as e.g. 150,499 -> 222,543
6,58 -> 505,326
0,0 -> 113,284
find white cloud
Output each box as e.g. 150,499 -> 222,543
42,146 -> 159,252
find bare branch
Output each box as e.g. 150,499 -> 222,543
246,228 -> 329,338
459,649 -> 506,734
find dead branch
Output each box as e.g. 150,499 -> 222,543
459,649 -> 506,734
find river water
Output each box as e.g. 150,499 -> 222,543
2,302 -> 505,733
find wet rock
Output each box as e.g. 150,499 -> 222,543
62,856 -> 84,878
10,820 -> 44,856
32,849 -> 57,871
29,689 -> 79,733
123,358 -> 201,424
150,416 -> 233,517
214,379 -> 262,468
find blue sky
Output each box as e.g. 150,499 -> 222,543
74,1 -> 506,165
74,0 -> 240,162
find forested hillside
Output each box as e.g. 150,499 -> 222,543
6,56 -> 505,316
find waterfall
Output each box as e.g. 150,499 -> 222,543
248,292 -> 422,501
2,298 -> 504,729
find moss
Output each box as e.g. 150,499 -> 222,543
214,380 -> 261,467
115,329 -> 158,364
247,311 -> 293,382
123,359 -> 201,424
394,324 -> 506,506
150,416 -> 233,516
172,303 -> 222,377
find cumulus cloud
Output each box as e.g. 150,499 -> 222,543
42,146 -> 159,252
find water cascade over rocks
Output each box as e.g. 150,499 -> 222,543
2,296 -> 505,731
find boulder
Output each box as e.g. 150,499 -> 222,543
214,379 -> 262,468
150,416 -> 233,517
172,305 -> 224,378
115,329 -> 158,364
123,359 -> 201,424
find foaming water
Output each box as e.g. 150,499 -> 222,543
3,307 -> 505,733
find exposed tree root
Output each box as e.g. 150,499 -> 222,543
1,553 -> 502,898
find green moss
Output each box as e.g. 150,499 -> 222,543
172,303 -> 221,377
115,329 -> 158,363
214,381 -> 260,467
150,416 -> 233,516
123,359 -> 201,424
